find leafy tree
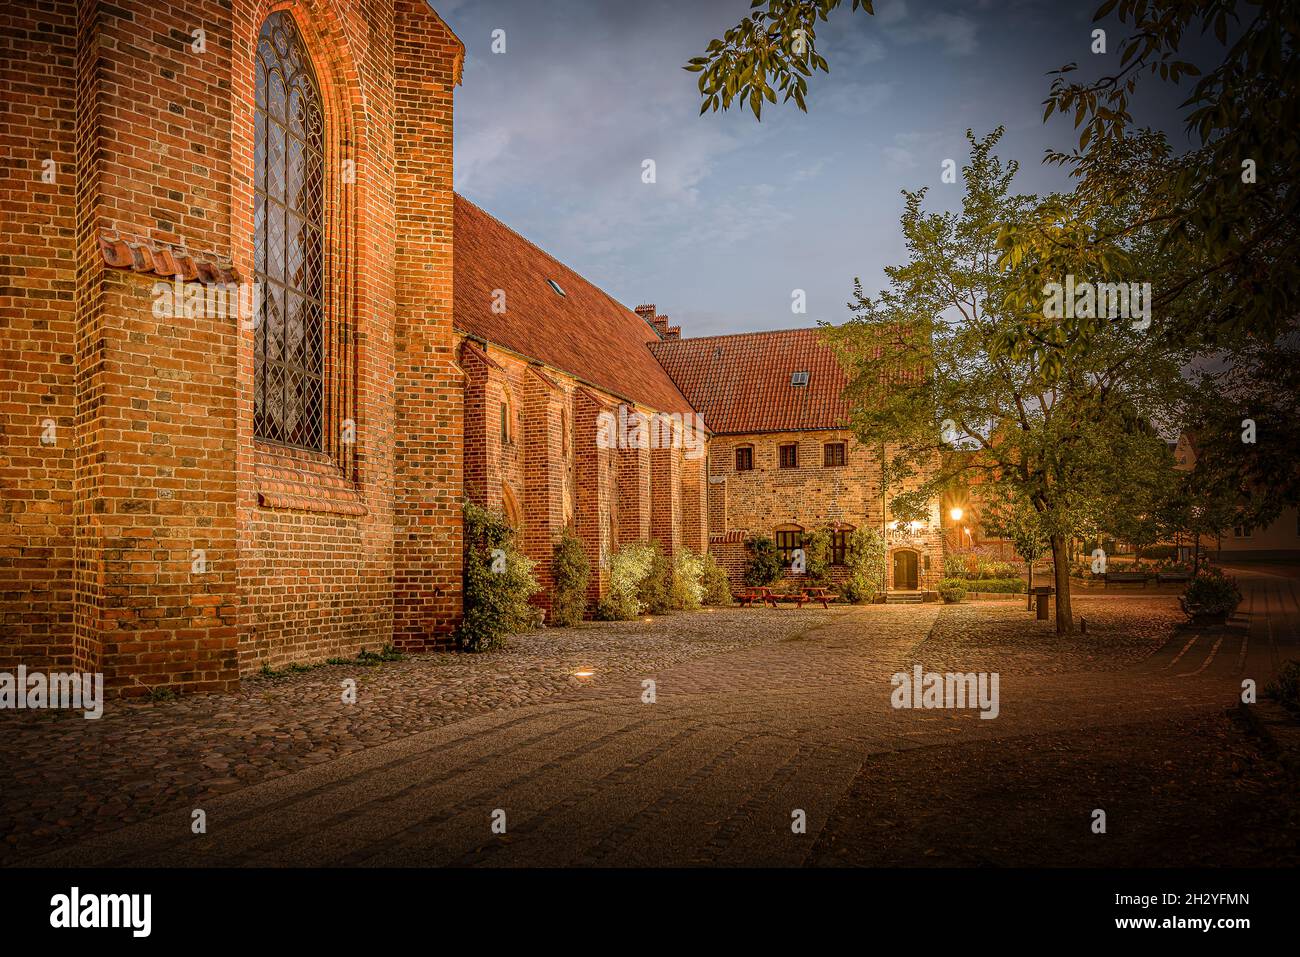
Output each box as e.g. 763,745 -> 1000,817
695,1 -> 1296,372
686,1 -> 874,119
824,130 -> 1194,633
1014,0 -> 1298,357
549,527 -> 590,628
981,493 -> 1048,607
1182,341 -> 1300,532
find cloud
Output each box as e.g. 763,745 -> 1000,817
880,130 -> 955,174
884,12 -> 979,56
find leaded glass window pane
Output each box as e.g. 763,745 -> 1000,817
254,11 -> 325,450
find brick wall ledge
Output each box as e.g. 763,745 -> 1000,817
254,444 -> 367,517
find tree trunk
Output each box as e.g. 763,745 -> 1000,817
1026,560 -> 1033,610
1050,533 -> 1073,635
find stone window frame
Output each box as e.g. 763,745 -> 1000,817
778,442 -> 799,469
735,445 -> 754,472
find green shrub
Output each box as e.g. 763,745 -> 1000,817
670,549 -> 705,611
639,541 -> 674,614
460,501 -> 539,652
595,541 -> 656,620
977,561 -> 1021,580
944,551 -> 970,579
1265,659 -> 1300,713
841,527 -> 886,603
549,528 -> 589,628
1137,544 -> 1176,561
1180,568 -> 1243,619
700,551 -> 734,605
744,535 -> 784,587
1070,559 -> 1100,579
938,578 -> 968,603
961,577 -> 1025,594
801,527 -> 832,584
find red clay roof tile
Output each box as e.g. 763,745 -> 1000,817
454,195 -> 692,415
649,327 -> 849,434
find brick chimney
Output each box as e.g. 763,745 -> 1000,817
635,302 -> 682,339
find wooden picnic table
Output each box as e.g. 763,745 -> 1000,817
736,586 -> 778,608
801,586 -> 837,608
736,585 -> 836,608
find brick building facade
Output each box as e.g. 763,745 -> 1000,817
453,197 -> 707,613
1,0 -> 943,697
651,330 -> 946,593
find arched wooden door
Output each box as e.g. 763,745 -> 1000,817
892,549 -> 919,590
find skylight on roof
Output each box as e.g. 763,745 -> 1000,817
546,278 -> 566,296
790,371 -> 810,387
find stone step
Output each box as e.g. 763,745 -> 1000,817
886,591 -> 925,604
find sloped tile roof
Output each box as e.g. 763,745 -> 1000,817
649,328 -> 849,434
454,195 -> 693,416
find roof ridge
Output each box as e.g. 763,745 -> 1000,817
652,325 -> 835,345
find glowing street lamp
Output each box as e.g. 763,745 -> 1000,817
949,506 -> 964,522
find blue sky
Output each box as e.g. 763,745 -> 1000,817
441,0 -> 1208,337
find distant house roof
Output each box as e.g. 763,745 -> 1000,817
454,194 -> 693,416
649,328 -> 850,434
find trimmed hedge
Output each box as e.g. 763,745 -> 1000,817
961,577 -> 1026,594
938,578 -> 968,603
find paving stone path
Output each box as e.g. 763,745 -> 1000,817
7,569 -> 1298,867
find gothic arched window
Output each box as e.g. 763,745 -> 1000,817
254,11 -> 326,450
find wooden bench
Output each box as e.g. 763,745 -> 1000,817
1104,571 -> 1152,588
1156,570 -> 1192,584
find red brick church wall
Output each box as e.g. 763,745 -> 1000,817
2,0 -> 465,693
1,0 -> 79,672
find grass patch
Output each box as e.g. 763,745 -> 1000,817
329,644 -> 405,667
260,644 -> 405,679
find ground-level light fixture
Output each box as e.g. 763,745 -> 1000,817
572,668 -> 595,679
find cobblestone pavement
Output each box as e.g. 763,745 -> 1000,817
0,607 -> 840,861
6,574 -> 1298,868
